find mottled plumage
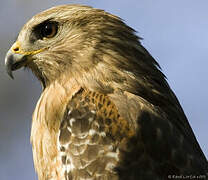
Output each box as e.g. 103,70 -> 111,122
5,4 -> 208,180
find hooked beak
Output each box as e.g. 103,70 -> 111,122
5,49 -> 27,79
5,41 -> 46,79
5,41 -> 28,79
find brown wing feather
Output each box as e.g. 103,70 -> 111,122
110,91 -> 208,180
58,88 -> 208,180
58,89 -> 136,179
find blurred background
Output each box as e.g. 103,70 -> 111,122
0,0 -> 207,179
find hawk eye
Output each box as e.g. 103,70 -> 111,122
40,22 -> 58,38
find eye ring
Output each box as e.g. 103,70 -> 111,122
41,22 -> 58,39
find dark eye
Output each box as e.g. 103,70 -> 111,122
40,22 -> 58,38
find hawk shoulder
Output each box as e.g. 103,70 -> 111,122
58,89 -> 134,179
57,88 -> 208,180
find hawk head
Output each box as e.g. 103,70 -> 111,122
5,4 -> 170,105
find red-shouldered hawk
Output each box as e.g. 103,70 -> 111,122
5,4 -> 208,180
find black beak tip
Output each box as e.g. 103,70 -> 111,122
5,52 -> 14,79
6,67 -> 14,79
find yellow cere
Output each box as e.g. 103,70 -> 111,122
11,41 -> 46,55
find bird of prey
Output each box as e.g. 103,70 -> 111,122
5,4 -> 208,180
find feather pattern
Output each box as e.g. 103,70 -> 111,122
58,89 -> 135,179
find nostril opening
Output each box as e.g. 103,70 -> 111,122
13,47 -> 19,52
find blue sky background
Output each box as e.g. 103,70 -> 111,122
0,1 -> 207,179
